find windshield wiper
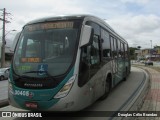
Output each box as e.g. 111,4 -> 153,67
24,70 -> 48,74
23,71 -> 55,79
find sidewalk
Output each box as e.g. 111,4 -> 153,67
153,62 -> 160,67
136,66 -> 160,120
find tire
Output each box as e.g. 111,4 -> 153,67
100,76 -> 111,100
123,67 -> 128,81
0,76 -> 4,81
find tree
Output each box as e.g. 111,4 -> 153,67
129,47 -> 138,60
137,46 -> 141,49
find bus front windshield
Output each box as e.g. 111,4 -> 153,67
13,20 -> 81,77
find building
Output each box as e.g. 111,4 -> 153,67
0,42 -> 14,67
136,46 -> 160,61
152,46 -> 160,61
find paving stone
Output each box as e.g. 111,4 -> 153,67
136,66 -> 160,120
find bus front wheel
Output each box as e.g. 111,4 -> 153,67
100,75 -> 111,100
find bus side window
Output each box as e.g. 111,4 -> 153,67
117,39 -> 121,58
125,44 -> 128,58
121,42 -> 125,58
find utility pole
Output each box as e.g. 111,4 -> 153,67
0,8 -> 11,68
1,8 -> 6,68
150,40 -> 152,61
150,40 -> 152,50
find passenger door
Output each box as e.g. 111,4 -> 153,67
89,35 -> 103,101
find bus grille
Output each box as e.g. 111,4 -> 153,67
13,76 -> 62,89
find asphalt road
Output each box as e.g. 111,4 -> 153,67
0,80 -> 8,101
132,61 -> 160,67
0,67 -> 149,120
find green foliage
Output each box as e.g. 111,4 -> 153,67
129,47 -> 138,60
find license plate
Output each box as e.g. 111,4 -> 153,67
25,102 -> 38,109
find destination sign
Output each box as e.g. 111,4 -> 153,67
21,58 -> 41,63
27,21 -> 74,31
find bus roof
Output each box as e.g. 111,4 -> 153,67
24,14 -> 127,44
25,14 -> 88,25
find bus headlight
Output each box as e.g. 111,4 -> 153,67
9,83 -> 14,95
54,75 -> 76,98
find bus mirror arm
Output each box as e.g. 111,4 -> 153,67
80,25 -> 94,47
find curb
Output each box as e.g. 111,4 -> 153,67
0,99 -> 9,108
111,67 -> 150,120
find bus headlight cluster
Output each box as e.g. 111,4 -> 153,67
9,83 -> 14,95
54,75 -> 76,98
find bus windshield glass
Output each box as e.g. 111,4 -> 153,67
13,20 -> 81,77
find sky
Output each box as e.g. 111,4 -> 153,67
0,0 -> 160,49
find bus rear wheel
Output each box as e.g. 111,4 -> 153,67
123,67 -> 128,81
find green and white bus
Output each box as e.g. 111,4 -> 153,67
8,15 -> 130,111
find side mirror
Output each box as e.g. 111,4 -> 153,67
80,25 -> 93,47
